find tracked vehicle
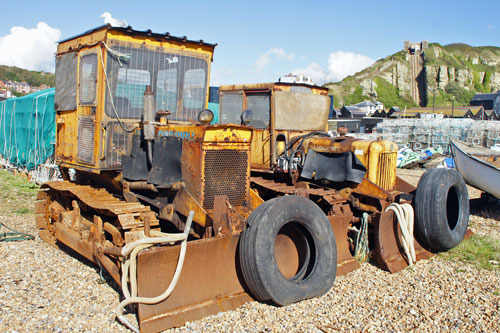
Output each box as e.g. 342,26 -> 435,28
36,25 -> 470,332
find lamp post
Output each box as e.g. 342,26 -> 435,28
452,96 -> 455,118
432,88 -> 436,114
428,87 -> 436,115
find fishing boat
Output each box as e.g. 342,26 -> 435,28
450,140 -> 500,199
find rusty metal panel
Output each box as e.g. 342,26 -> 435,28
179,140 -> 203,204
56,110 -> 78,162
55,52 -> 78,111
137,234 -> 252,332
250,129 -> 271,170
274,91 -> 329,131
373,211 -> 433,273
328,215 -> 360,275
77,116 -> 95,164
104,121 -> 131,169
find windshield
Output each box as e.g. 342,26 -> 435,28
105,40 -> 209,121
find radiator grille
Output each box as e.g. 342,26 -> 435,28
376,152 -> 397,190
203,149 -> 249,210
77,117 -> 95,164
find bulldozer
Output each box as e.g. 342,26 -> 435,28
36,25 -> 471,332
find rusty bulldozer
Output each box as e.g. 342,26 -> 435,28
36,25 -> 470,332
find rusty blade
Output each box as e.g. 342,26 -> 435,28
373,211 -> 433,273
328,215 -> 360,275
137,234 -> 252,333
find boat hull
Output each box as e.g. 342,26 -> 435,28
451,140 -> 500,199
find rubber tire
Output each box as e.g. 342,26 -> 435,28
239,195 -> 337,306
414,168 -> 469,252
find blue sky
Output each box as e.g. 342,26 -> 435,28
0,0 -> 499,85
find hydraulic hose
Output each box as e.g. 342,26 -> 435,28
116,210 -> 194,332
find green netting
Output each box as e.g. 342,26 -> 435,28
0,88 -> 55,170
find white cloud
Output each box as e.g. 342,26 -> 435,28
326,51 -> 375,82
291,51 -> 374,85
0,22 -> 61,72
291,62 -> 327,84
253,48 -> 295,72
210,65 -> 238,86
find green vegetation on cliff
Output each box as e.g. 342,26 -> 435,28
374,77 -> 416,108
325,43 -> 500,109
0,65 -> 55,87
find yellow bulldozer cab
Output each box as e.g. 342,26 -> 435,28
54,25 -> 216,173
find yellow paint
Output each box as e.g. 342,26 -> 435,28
352,140 -> 398,189
249,188 -> 265,210
107,31 -> 214,60
56,111 -> 78,162
204,126 -> 252,143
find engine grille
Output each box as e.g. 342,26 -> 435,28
376,152 -> 397,190
202,149 -> 249,210
77,117 -> 95,164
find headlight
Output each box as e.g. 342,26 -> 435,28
240,109 -> 253,125
198,109 -> 214,124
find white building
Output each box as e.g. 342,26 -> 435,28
279,73 -> 315,86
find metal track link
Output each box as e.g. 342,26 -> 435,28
250,176 -> 346,206
41,181 -> 158,230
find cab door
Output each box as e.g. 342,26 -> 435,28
76,49 -> 100,166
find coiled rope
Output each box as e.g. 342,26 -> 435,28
385,203 -> 416,266
116,210 -> 194,333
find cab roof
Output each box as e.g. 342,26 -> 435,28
58,24 -> 217,49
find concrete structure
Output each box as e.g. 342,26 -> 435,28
404,41 -> 428,106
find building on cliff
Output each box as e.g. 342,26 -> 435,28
470,91 -> 500,116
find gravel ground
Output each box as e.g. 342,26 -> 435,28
1,169 -> 499,332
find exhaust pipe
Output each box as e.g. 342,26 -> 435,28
143,85 -> 155,165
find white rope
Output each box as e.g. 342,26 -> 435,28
385,203 -> 416,266
116,210 -> 194,333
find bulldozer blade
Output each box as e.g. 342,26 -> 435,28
373,211 -> 433,273
328,215 -> 360,275
136,234 -> 253,332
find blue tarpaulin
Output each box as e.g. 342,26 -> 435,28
0,88 -> 55,170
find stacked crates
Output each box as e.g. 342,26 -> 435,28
375,118 -> 499,154
377,119 -> 411,148
411,119 -> 432,151
486,122 -> 500,148
466,121 -> 486,147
